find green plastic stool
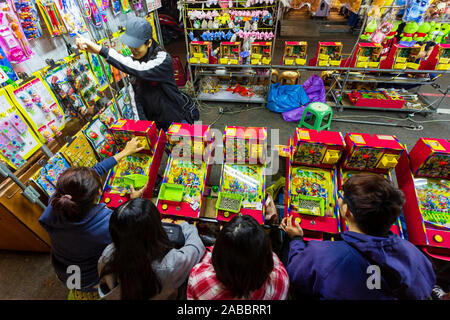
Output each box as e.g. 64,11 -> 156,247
298,102 -> 333,132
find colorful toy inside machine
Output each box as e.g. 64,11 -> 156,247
83,116 -> 116,160
395,138 -> 449,260
217,126 -> 267,224
189,41 -> 211,64
157,123 -> 215,219
339,132 -> 406,237
101,119 -> 166,208
219,42 -> 241,65
250,42 -> 272,65
285,128 -> 344,239
316,42 -> 342,67
7,74 -> 65,143
282,41 -> 307,66
0,0 -> 33,63
0,90 -> 42,169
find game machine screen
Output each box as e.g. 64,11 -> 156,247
395,138 -> 449,261
316,42 -> 342,67
216,126 -> 267,225
100,119 -> 166,208
219,42 -> 241,65
285,128 -> 345,240
338,133 -> 406,237
282,41 -> 307,66
157,123 -> 215,219
189,41 -> 212,64
250,42 -> 272,65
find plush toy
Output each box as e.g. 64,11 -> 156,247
360,19 -> 377,40
370,21 -> 394,43
385,20 -> 402,39
413,21 -> 432,41
400,21 -> 420,43
403,0 -> 431,24
436,23 -> 450,43
426,21 -> 442,41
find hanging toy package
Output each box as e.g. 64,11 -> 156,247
36,0 -> 67,36
111,0 -> 121,15
120,0 -> 131,13
0,1 -> 33,63
60,0 -> 88,37
11,0 -> 42,40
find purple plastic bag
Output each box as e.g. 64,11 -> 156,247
282,75 -> 326,122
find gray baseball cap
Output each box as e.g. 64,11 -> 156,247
120,17 -> 153,49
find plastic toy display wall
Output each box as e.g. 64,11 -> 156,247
6,73 -> 65,143
282,41 -> 307,66
396,138 -> 449,261
100,119 -> 166,209
338,132 -> 406,237
285,128 -> 345,240
216,126 -> 267,225
157,123 -> 214,219
0,89 -> 42,169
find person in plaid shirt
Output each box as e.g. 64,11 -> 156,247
187,215 -> 289,300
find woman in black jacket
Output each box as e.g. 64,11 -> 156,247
76,17 -> 198,131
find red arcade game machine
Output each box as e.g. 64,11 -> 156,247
338,132 -> 406,237
284,128 -> 345,240
216,126 -> 267,225
156,123 -> 215,219
395,138 -> 449,261
100,119 -> 166,208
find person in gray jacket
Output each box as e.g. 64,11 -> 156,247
97,198 -> 205,300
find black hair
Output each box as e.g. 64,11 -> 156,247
212,215 -> 274,298
100,198 -> 173,300
50,167 -> 102,222
342,174 -> 405,237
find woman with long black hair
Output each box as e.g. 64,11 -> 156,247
98,198 -> 205,300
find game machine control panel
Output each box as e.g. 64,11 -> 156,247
216,126 -> 267,225
100,119 -> 166,208
395,138 -> 449,261
156,123 -> 215,219
338,133 -> 406,237
284,128 -> 345,241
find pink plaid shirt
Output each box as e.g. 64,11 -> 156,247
187,247 -> 289,300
